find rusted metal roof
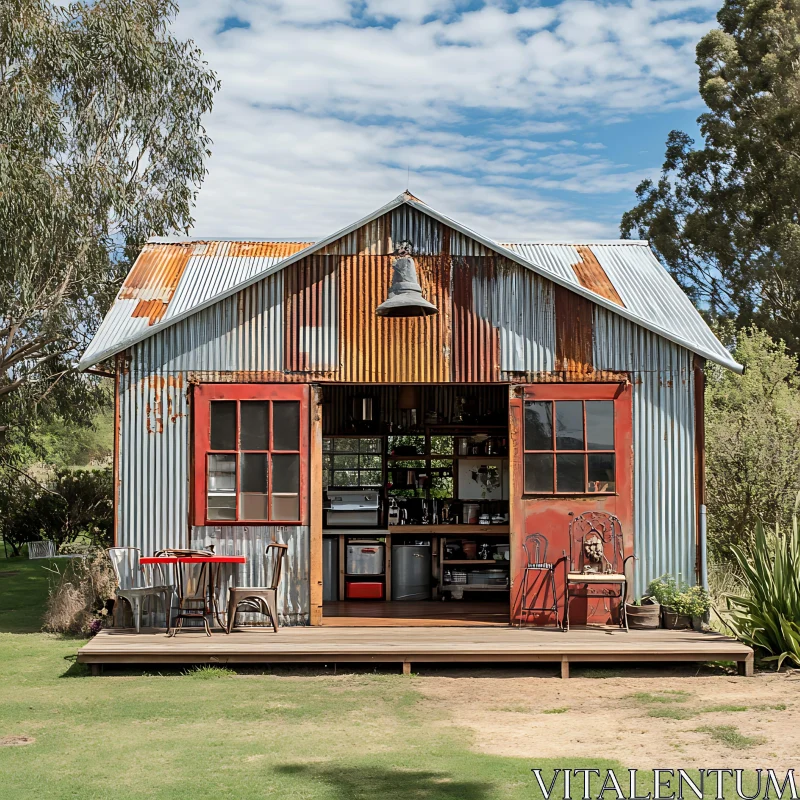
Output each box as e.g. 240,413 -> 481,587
79,193 -> 741,373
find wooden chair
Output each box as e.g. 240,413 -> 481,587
226,542 -> 288,633
107,548 -> 172,633
564,511 -> 633,631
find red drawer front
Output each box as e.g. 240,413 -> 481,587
346,581 -> 384,599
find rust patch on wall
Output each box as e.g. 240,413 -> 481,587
338,250 -> 451,382
571,246 -> 624,307
554,284 -> 594,374
226,241 -> 312,258
451,255 -> 500,382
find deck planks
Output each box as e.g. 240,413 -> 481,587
78,626 -> 753,677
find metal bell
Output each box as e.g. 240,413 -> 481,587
376,252 -> 438,318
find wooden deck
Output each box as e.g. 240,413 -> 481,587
78,626 -> 753,678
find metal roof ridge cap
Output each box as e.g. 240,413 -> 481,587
502,239 -> 649,246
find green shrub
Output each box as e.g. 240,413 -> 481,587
723,506 -> 800,669
0,467 -> 112,556
647,575 -> 711,616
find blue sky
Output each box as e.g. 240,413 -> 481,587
175,0 -> 718,241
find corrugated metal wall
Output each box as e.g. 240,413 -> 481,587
116,211 -> 701,624
594,308 -> 697,596
118,351 -> 311,624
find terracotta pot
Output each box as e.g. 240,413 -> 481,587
662,609 -> 692,630
626,602 -> 661,629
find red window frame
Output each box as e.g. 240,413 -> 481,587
192,384 -> 309,526
522,383 -> 626,496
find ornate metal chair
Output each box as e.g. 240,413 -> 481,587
226,542 -> 289,633
107,547 -> 172,633
518,533 -> 560,628
564,511 -> 634,631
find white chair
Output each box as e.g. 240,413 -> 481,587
27,540 -> 55,559
107,548 -> 173,633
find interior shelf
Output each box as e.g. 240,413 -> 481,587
443,560 -> 509,566
388,525 -> 509,534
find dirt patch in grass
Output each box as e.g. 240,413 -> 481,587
0,735 -> 35,746
416,666 -> 799,769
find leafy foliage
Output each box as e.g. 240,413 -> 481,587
0,0 -> 218,442
705,326 -> 800,560
621,0 -> 800,353
0,467 -> 112,556
723,506 -> 800,669
648,575 -> 711,617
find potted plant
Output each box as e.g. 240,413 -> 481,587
625,595 -> 661,629
647,575 -> 711,630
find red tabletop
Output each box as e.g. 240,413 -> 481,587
140,556 -> 246,564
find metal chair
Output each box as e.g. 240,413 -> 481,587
518,533 -> 560,628
564,511 -> 634,631
156,549 -> 214,637
107,548 -> 172,633
226,542 -> 289,633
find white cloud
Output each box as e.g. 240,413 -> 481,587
174,0 -> 716,239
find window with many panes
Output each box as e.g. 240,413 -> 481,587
322,438 -> 383,489
524,399 -> 615,494
193,385 -> 308,524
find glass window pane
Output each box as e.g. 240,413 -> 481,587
272,494 -> 299,521
322,438 -> 333,453
210,401 -> 236,450
239,494 -> 268,519
332,470 -> 359,487
556,453 -> 585,492
207,494 -> 235,521
361,470 -> 383,486
207,454 -> 236,493
359,454 -> 381,469
388,436 -> 425,455
524,453 -> 553,493
333,454 -> 359,469
586,401 -> 614,450
273,401 -> 300,451
333,439 -> 358,452
272,453 -> 300,519
240,453 -> 268,493
588,454 -> 615,492
359,438 -> 382,453
272,454 -> 300,495
555,401 -> 584,450
240,401 -> 269,450
524,402 -> 552,450
430,436 -> 454,455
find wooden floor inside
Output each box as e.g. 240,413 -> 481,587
322,601 -> 509,627
78,625 -> 754,678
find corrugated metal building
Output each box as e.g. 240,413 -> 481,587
80,192 -> 740,627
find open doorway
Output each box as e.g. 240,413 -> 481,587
319,384 -> 511,626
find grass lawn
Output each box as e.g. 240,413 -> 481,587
0,552 -> 769,799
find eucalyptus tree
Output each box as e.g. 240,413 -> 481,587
621,0 -> 800,353
0,0 -> 219,446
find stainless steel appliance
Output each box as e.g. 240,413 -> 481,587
325,489 -> 380,527
391,544 -> 431,601
346,542 -> 385,575
323,538 -> 338,601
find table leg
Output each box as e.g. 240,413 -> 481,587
210,562 -> 229,632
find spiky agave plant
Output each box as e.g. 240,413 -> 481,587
724,499 -> 800,669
